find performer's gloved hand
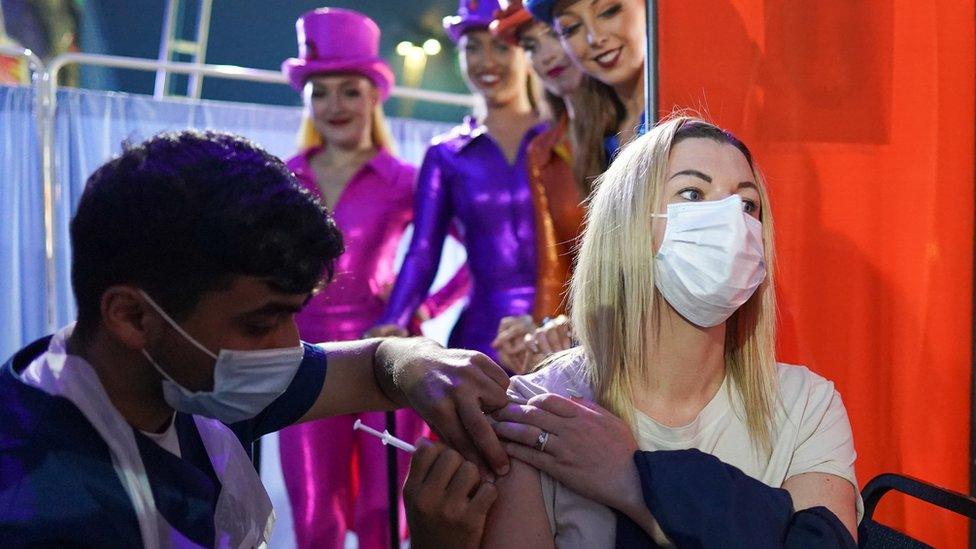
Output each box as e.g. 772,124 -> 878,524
404,439 -> 498,549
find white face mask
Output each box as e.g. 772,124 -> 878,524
139,290 -> 305,423
652,194 -> 766,327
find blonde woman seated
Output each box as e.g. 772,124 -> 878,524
485,116 -> 860,548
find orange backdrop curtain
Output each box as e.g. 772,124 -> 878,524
658,1 -> 974,546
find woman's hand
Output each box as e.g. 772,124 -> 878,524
491,315 -> 534,374
527,315 -> 573,356
492,393 -> 650,523
492,315 -> 575,374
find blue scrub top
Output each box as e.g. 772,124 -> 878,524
0,337 -> 327,547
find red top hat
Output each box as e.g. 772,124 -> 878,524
281,8 -> 394,100
490,0 -> 535,45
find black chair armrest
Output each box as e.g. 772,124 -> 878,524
861,473 -> 976,521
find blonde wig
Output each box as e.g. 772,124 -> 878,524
568,115 -> 779,453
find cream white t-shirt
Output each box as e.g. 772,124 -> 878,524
508,357 -> 862,548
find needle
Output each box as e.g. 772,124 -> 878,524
353,419 -> 417,453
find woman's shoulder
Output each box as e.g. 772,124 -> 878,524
373,149 -> 417,185
774,362 -> 840,403
393,156 -> 418,178
772,363 -> 851,434
428,118 -> 479,151
527,118 -> 566,151
284,148 -> 320,194
375,147 -> 415,167
284,147 -> 315,173
507,350 -> 594,403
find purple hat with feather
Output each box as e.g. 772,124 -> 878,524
443,0 -> 502,43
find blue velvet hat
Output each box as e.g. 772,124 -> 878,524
523,0 -> 558,24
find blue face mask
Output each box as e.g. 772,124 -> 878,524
139,291 -> 305,423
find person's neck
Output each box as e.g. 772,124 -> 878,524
315,139 -> 377,169
634,303 -> 727,427
563,88 -> 581,122
67,328 -> 174,433
614,68 -> 645,137
481,93 -> 537,130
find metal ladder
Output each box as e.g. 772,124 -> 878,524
154,0 -> 213,99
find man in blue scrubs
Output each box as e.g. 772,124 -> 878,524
0,131 -> 511,547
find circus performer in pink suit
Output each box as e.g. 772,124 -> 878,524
277,8 -> 462,548
370,0 -> 547,368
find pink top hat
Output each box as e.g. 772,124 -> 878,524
443,0 -> 502,44
281,7 -> 394,100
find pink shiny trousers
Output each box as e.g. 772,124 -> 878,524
278,410 -> 428,549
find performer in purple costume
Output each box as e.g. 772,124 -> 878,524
370,0 -> 547,363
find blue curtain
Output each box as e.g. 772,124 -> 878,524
0,85 -> 46,359
1,85 -> 457,359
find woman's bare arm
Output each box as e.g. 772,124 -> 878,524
480,458 -> 555,549
783,472 -> 858,540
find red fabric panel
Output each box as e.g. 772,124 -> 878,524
659,1 -> 974,545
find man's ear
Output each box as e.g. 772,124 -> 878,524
99,286 -> 161,351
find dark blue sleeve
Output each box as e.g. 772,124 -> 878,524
784,506 -> 858,547
0,355 -> 143,547
227,342 -> 327,447
614,449 -> 856,549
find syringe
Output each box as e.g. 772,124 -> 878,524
353,419 -> 417,453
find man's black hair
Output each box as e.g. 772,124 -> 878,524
70,130 -> 344,324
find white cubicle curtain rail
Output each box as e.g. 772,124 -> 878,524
26,52 -> 473,331
0,45 -> 45,79
46,52 -> 477,107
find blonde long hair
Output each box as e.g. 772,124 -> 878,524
297,102 -> 395,153
568,115 -> 778,453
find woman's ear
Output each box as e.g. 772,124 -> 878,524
370,84 -> 381,107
